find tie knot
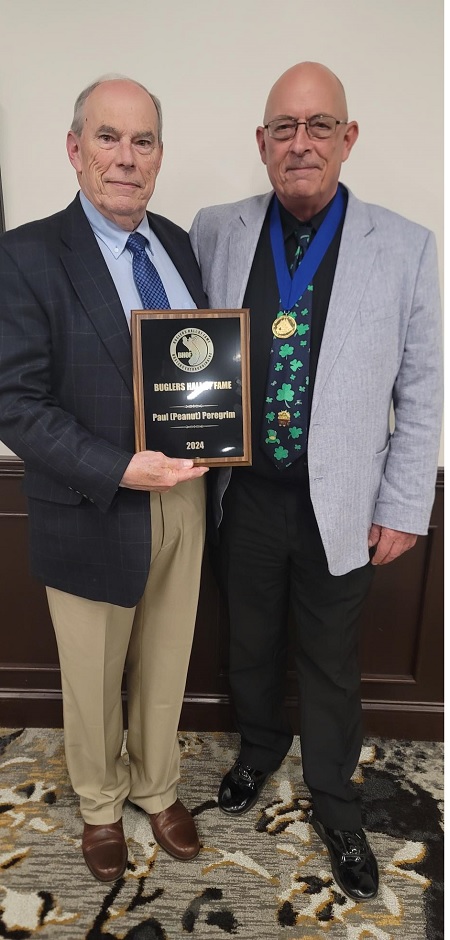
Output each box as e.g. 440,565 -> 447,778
295,225 -> 312,249
289,224 -> 312,270
126,232 -> 148,256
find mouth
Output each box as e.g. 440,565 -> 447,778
106,180 -> 141,189
286,164 -> 318,173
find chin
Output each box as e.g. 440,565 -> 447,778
282,189 -> 315,207
109,199 -> 142,215
289,180 -> 317,195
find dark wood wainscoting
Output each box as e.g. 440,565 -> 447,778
0,457 -> 443,740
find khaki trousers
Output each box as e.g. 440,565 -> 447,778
46,479 -> 205,824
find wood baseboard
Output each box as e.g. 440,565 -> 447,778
0,689 -> 443,742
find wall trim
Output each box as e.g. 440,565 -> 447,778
0,690 -> 443,741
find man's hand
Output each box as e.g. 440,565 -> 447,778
120,451 -> 208,493
368,524 -> 418,566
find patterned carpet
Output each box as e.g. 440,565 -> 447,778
0,728 -> 443,940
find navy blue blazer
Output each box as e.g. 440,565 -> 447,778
0,194 -> 208,605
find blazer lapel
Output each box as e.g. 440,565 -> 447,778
224,194 -> 273,307
311,192 -> 377,417
59,197 -> 133,393
149,212 -> 208,309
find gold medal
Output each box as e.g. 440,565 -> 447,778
272,314 -> 297,339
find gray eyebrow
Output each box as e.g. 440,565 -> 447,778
96,124 -> 156,140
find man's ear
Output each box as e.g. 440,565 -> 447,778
155,142 -> 164,176
342,121 -> 359,162
66,131 -> 82,172
256,126 -> 267,165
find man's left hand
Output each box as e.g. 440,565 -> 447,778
368,525 -> 418,565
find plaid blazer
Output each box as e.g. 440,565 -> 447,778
0,195 -> 208,605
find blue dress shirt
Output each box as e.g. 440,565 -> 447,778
79,192 -> 196,328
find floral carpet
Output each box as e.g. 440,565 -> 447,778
0,728 -> 443,939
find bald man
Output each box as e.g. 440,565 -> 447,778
190,62 -> 442,901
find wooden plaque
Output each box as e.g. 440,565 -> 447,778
131,309 -> 251,466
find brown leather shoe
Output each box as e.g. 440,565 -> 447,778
82,819 -> 128,882
149,799 -> 200,860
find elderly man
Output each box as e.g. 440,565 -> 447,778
0,76 -> 208,881
190,62 -> 442,901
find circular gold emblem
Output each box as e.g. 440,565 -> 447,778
170,327 -> 214,373
272,315 -> 297,339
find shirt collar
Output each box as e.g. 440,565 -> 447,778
79,191 -> 153,259
278,194 -> 337,243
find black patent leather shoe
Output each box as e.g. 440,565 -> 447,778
218,759 -> 270,815
311,815 -> 379,901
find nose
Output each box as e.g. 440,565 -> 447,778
289,122 -> 311,152
116,138 -> 135,166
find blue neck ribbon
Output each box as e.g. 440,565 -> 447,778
269,184 -> 345,311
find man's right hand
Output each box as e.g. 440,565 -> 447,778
120,451 -> 208,493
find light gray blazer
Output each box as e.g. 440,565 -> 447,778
190,189 -> 442,575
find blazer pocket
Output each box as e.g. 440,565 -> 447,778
359,306 -> 396,323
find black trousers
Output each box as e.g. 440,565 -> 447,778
218,471 -> 374,830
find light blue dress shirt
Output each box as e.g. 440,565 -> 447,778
79,192 -> 196,328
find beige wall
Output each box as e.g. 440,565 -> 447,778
0,0 -> 443,458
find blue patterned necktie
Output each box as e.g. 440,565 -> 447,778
260,225 -> 313,469
126,231 -> 170,309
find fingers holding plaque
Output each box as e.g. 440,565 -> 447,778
131,310 -> 252,466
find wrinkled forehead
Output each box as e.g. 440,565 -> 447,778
264,69 -> 347,123
83,81 -> 159,134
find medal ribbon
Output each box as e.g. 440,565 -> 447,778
269,184 -> 345,311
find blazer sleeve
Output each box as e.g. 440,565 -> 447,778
189,208 -> 219,292
0,238 -> 132,513
372,229 -> 443,534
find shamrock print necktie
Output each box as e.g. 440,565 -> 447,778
260,225 -> 313,469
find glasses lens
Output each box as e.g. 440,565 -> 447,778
268,120 -> 298,140
307,116 -> 337,138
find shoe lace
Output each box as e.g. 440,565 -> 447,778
339,830 -> 366,862
235,761 -> 260,784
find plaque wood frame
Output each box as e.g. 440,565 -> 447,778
131,309 -> 251,466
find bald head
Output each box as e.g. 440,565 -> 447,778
263,62 -> 348,126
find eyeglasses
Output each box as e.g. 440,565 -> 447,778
264,114 -> 348,141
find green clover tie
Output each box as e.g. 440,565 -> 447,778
260,226 -> 313,469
